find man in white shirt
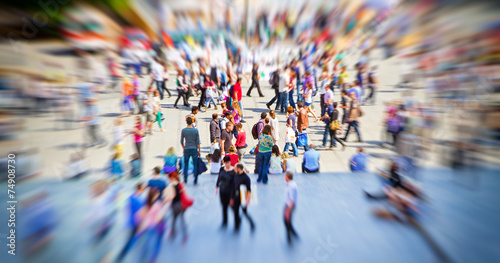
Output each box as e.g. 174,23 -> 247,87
151,57 -> 165,100
284,171 -> 298,243
279,67 -> 291,113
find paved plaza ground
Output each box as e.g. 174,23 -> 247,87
2,50 -> 499,263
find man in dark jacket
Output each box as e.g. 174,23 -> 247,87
266,68 -> 281,110
210,113 -> 221,145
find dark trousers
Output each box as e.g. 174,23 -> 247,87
267,88 -> 280,109
135,141 -> 142,158
232,201 -> 254,231
183,148 -> 199,184
254,155 -> 260,174
302,163 -> 319,173
162,81 -> 172,97
329,128 -> 345,147
171,202 -> 186,237
284,206 -> 298,241
247,79 -> 263,96
322,124 -> 330,147
279,92 -> 288,112
288,91 -> 296,109
320,94 -> 325,116
220,192 -> 231,225
343,120 -> 362,142
198,89 -> 207,108
174,89 -> 189,107
365,85 -> 375,103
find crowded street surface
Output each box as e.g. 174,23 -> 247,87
1,0 -> 500,263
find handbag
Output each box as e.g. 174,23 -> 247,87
297,132 -> 308,147
178,183 -> 194,210
330,120 -> 340,131
285,127 -> 296,143
197,158 -> 207,175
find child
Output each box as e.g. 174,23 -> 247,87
210,149 -> 223,174
129,153 -> 142,177
269,145 -> 283,174
227,146 -> 239,167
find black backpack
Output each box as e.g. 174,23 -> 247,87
251,121 -> 262,140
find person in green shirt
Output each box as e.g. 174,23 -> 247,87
257,125 -> 274,184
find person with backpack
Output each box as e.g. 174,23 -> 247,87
266,68 -> 282,110
251,112 -> 268,173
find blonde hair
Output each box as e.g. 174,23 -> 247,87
166,147 -> 176,156
281,152 -> 290,159
228,145 -> 236,153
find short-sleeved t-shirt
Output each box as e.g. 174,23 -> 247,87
228,153 -> 239,167
287,114 -> 297,131
148,177 -> 167,199
221,129 -> 233,153
232,172 -> 251,201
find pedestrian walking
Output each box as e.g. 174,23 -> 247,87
231,163 -> 254,232
266,68 -> 281,110
174,70 -> 190,108
342,91 -> 363,142
246,63 -> 264,97
131,116 -> 144,158
216,156 -> 235,228
284,171 -> 299,244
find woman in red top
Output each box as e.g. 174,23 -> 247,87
234,123 -> 247,161
227,146 -> 239,167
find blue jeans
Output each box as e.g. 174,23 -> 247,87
134,63 -> 141,76
183,148 -> 199,184
322,124 -> 330,147
279,92 -> 288,112
257,151 -> 272,183
156,81 -> 164,100
205,96 -> 217,107
284,142 -> 298,157
343,121 -> 362,142
238,101 -> 244,121
288,91 -> 296,110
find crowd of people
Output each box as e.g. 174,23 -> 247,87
75,41 -> 432,262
